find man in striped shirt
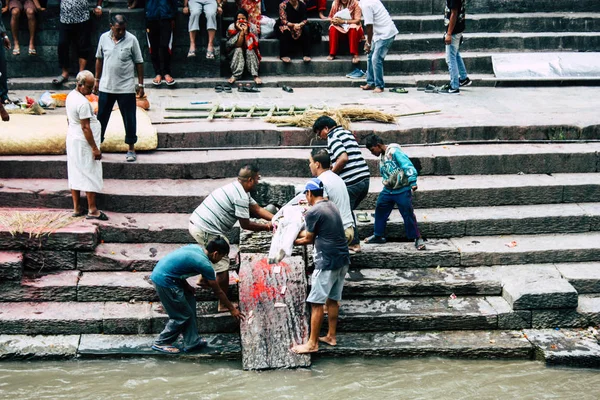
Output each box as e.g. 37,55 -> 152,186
313,116 -> 370,253
189,164 -> 274,308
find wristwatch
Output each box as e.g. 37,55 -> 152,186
96,6 -> 102,9
137,84 -> 144,88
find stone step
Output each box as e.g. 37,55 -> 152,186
0,270 -> 238,303
524,328 -> 600,367
255,32 -> 600,57
556,262 -> 600,294
351,232 -> 600,269
46,202 -> 600,246
358,202 -> 600,240
258,53 -> 494,76
0,300 -> 239,335
0,217 -> 98,251
0,331 -> 535,360
304,13 -> 600,34
3,173 -> 600,212
341,267 -> 501,297
76,242 -> 239,272
0,252 -> 23,281
2,143 -> 598,179
0,293 -> 596,335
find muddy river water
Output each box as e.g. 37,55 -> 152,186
1,357 -> 599,399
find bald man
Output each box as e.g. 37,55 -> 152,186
189,164 -> 274,309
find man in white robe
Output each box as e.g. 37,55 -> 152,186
66,70 -> 108,220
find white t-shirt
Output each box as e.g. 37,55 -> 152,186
318,170 -> 354,230
361,0 -> 398,43
66,89 -> 101,145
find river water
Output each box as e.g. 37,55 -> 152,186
1,357 -> 599,400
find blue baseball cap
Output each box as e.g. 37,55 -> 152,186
303,178 -> 323,193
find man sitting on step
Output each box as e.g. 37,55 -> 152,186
150,238 -> 244,354
189,164 -> 274,311
292,178 -> 350,354
364,134 -> 426,250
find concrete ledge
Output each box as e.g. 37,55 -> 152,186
0,334 -> 80,360
525,328 -> 600,368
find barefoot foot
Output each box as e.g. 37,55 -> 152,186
291,343 -> 319,354
319,335 -> 337,346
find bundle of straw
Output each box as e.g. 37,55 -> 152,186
0,210 -> 79,238
263,107 -> 396,128
264,109 -> 350,129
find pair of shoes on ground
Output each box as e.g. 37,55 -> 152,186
346,68 -> 366,79
215,83 -> 233,93
364,235 -> 427,250
434,77 -> 472,94
238,83 -> 260,93
152,75 -> 176,86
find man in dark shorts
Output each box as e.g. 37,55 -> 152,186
292,178 -> 350,354
150,237 -> 244,354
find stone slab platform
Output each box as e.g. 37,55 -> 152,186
342,267 -> 501,297
524,328 -> 600,368
531,295 -> 600,329
3,173 -> 600,212
2,142 -> 599,179
0,252 -> 23,281
0,331 -> 536,362
556,262 -> 600,293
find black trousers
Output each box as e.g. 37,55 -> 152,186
279,26 -> 311,58
58,20 -> 91,70
0,41 -> 7,102
97,92 -> 138,145
146,19 -> 173,76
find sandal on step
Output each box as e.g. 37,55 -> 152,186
164,75 -> 176,86
282,85 -> 294,93
389,87 -> 408,94
223,83 -> 232,93
86,211 -> 109,221
28,48 -> 37,56
206,50 -> 215,59
364,235 -> 386,244
152,76 -> 163,86
215,84 -> 223,93
126,151 -> 137,162
52,75 -> 68,85
71,210 -> 86,217
187,50 -> 196,58
12,47 -> 20,56
356,212 -> 370,223
152,344 -> 181,354
415,238 -> 427,251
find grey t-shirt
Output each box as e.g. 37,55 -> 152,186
305,200 -> 350,270
96,31 -> 144,94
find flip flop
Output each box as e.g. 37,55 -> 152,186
389,87 -> 408,94
187,50 -> 196,58
356,212 -> 370,223
52,75 -> 68,85
364,235 -> 386,244
215,84 -> 223,93
12,48 -> 20,56
223,83 -> 232,93
152,76 -> 163,86
164,75 -> 176,86
152,344 -> 181,354
28,48 -> 37,56
282,85 -> 293,93
71,210 -> 86,217
206,50 -> 215,59
86,211 -> 109,221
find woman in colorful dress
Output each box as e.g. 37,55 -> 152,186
327,0 -> 362,65
225,9 -> 262,85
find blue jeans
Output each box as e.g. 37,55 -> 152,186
445,33 -> 468,90
374,189 -> 421,239
366,36 -> 394,89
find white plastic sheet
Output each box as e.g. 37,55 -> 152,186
267,193 -> 308,264
492,52 -> 600,79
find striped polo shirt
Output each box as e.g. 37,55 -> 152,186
190,180 -> 257,235
327,126 -> 370,186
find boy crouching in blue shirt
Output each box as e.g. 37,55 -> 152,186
150,238 -> 244,354
364,134 -> 426,250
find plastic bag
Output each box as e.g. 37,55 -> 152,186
260,16 -> 276,39
267,193 -> 308,264
38,92 -> 56,108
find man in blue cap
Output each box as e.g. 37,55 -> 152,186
292,178 -> 350,354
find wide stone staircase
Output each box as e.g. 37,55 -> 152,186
4,0 -> 600,88
1,123 -> 600,363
